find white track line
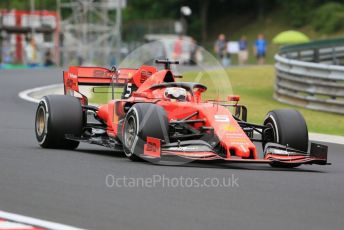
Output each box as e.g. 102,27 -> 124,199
18,84 -> 62,104
0,210 -> 86,230
309,133 -> 344,145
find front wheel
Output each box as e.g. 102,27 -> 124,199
262,109 -> 309,168
122,103 -> 169,161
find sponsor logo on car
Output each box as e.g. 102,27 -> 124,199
214,115 -> 230,122
222,124 -> 238,132
69,73 -> 77,79
168,146 -> 199,151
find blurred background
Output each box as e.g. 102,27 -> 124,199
0,0 -> 343,135
1,0 -> 344,67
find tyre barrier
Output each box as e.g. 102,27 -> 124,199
274,38 -> 344,114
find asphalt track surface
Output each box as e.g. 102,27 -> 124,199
0,68 -> 343,230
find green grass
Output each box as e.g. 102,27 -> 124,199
183,65 -> 344,136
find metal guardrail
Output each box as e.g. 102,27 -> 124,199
274,38 -> 344,114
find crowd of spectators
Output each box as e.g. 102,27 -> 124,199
1,37 -> 55,68
214,33 -> 267,66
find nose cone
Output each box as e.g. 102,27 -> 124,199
197,104 -> 257,159
226,144 -> 256,159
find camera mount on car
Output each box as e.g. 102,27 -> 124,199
155,59 -> 179,70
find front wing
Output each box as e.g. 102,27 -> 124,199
142,137 -> 329,166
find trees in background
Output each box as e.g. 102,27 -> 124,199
0,0 -> 56,11
1,0 -> 344,41
312,2 -> 344,34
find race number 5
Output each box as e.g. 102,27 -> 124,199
124,83 -> 132,98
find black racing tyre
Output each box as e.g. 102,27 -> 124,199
263,109 -> 309,151
262,109 -> 309,168
122,103 -> 169,161
35,95 -> 83,149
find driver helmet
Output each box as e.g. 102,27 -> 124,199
164,87 -> 187,101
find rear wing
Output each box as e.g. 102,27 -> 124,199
63,65 -> 158,102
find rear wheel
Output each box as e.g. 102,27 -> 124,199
262,109 -> 309,168
35,95 -> 83,149
122,103 -> 169,161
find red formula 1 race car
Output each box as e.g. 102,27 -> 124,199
35,60 -> 329,168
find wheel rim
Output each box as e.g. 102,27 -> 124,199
36,106 -> 46,136
124,115 -> 137,150
265,122 -> 276,143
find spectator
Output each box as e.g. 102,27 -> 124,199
2,39 -> 13,64
238,35 -> 249,65
254,33 -> 267,65
25,38 -> 39,67
173,34 -> 183,61
188,37 -> 198,65
44,50 -> 54,67
214,34 -> 229,66
77,44 -> 83,66
25,38 -> 39,68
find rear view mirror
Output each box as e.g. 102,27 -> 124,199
235,105 -> 247,122
228,95 -> 240,102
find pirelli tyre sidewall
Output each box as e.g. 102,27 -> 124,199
35,95 -> 83,149
123,103 -> 169,161
263,109 -> 309,152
